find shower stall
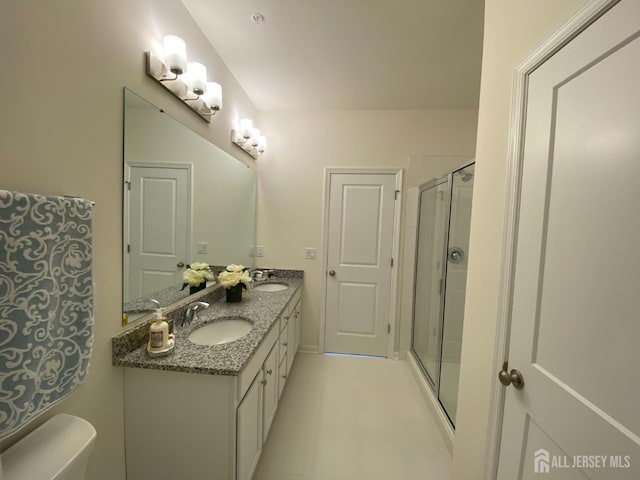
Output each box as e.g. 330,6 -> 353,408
411,162 -> 474,428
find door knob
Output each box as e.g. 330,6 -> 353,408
329,270 -> 336,276
177,262 -> 185,268
498,361 -> 525,389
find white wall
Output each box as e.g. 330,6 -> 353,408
255,110 -> 478,353
0,1 -> 257,479
450,1 -> 586,478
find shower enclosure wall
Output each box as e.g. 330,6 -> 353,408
411,162 -> 474,428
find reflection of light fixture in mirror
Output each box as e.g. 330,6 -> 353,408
232,121 -> 267,159
145,35 -> 222,124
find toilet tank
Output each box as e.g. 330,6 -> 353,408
1,414 -> 96,480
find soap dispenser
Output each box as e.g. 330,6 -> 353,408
147,301 -> 175,356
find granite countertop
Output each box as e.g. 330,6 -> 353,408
112,271 -> 303,376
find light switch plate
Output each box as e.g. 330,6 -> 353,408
249,245 -> 255,257
256,245 -> 264,257
197,242 -> 208,254
305,247 -> 317,260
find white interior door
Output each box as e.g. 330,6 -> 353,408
324,172 -> 397,357
127,164 -> 190,300
498,2 -> 640,478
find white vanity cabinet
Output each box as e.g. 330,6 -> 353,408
237,373 -> 263,480
123,285 -> 303,480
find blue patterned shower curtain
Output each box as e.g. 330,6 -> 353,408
0,190 -> 94,440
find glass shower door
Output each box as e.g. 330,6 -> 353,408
411,162 -> 474,428
439,164 -> 474,426
412,179 -> 449,387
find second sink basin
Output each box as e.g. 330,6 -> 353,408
254,282 -> 288,292
188,317 -> 253,345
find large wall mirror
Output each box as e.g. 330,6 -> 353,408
123,88 -> 256,316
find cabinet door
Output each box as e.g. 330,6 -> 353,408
278,353 -> 287,399
279,320 -> 288,366
237,373 -> 262,480
262,344 -> 278,442
287,310 -> 295,375
294,299 -> 302,354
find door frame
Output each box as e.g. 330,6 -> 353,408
123,162 -> 193,304
484,1 -> 621,478
319,168 -> 403,358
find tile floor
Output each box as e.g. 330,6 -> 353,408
253,353 -> 451,480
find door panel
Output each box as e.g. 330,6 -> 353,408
337,282 -> 378,335
340,185 -> 383,265
498,2 -> 640,478
325,173 -> 397,356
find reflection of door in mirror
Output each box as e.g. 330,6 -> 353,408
124,163 -> 191,303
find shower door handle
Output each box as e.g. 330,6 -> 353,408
498,361 -> 525,389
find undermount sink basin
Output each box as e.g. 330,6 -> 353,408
253,282 -> 288,292
188,318 -> 253,345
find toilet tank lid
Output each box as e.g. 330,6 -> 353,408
2,414 -> 97,480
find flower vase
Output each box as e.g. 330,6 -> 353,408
189,283 -> 206,295
226,284 -> 243,303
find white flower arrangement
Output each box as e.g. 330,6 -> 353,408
182,262 -> 215,288
217,264 -> 252,289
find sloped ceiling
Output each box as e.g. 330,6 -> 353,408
181,0 -> 484,111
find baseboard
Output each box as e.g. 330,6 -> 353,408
406,351 -> 455,454
298,344 -> 320,354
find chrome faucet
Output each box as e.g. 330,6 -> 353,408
180,301 -> 209,327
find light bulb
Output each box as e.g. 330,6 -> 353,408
258,136 -> 267,153
186,62 -> 207,95
250,128 -> 260,147
240,119 -> 253,139
202,82 -> 222,110
163,35 -> 187,75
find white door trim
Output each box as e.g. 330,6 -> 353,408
319,168 -> 403,358
484,1 -> 621,478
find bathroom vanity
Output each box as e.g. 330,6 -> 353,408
112,272 -> 303,480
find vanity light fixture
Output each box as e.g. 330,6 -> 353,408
145,35 -> 222,123
232,119 -> 267,159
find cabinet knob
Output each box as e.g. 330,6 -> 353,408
282,374 -> 287,379
283,342 -> 288,347
267,369 -> 273,375
261,379 -> 267,386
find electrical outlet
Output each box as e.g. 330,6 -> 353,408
305,247 -> 317,260
256,245 -> 264,257
197,242 -> 208,254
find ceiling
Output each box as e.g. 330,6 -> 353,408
180,0 -> 484,111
